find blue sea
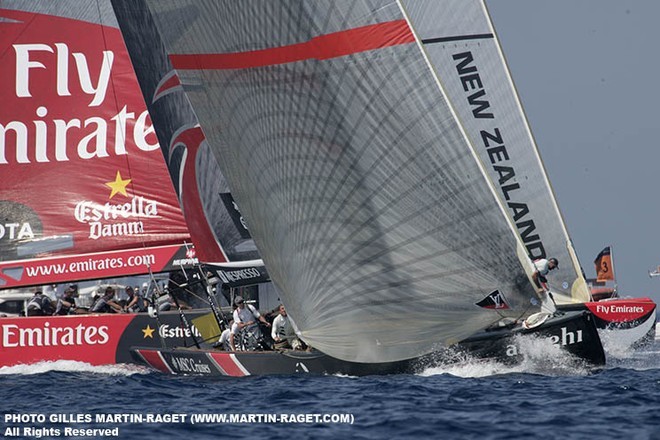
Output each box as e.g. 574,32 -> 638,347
2,327 -> 660,440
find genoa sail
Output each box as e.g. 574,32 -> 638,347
0,2 -> 193,288
132,0 -> 544,363
402,0 -> 590,303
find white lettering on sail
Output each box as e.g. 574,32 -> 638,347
1,43 -> 159,165
74,197 -> 158,222
0,223 -> 34,240
89,221 -> 144,240
14,43 -> 112,106
14,43 -> 53,99
0,106 -> 158,165
74,197 -> 158,240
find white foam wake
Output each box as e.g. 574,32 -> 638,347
417,334 -> 592,378
0,360 -> 150,376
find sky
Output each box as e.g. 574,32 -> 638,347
485,0 -> 660,303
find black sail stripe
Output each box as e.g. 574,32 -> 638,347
421,33 -> 494,45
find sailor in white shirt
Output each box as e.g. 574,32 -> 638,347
231,296 -> 270,350
532,257 -> 558,291
532,257 -> 559,311
271,304 -> 301,350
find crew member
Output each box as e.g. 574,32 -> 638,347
271,305 -> 302,350
532,257 -> 559,308
231,296 -> 270,350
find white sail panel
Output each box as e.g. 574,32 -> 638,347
402,0 -> 590,303
142,0 -> 541,362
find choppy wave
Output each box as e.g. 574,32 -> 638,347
1,333 -> 659,439
4,327 -> 658,380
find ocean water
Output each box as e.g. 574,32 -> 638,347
2,328 -> 660,440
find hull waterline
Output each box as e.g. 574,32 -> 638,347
0,310 -> 213,367
131,310 -> 606,377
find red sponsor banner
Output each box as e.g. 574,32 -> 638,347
0,8 -> 191,286
0,244 -> 193,287
585,298 -> 656,323
0,310 -> 213,367
0,314 -> 133,366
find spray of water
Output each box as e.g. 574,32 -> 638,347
0,360 -> 151,376
416,333 -> 593,378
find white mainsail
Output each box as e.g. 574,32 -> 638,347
137,0 -> 542,363
400,0 -> 590,304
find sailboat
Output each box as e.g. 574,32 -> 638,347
559,246 -> 656,348
412,1 -> 655,347
105,0 -> 608,375
0,3 -> 216,367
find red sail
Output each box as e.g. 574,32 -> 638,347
0,8 -> 192,287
